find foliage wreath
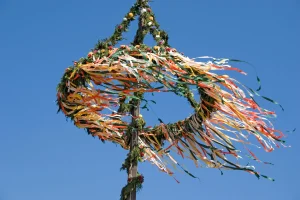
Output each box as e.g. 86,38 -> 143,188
56,0 -> 285,184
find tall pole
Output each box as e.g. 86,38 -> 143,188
128,100 -> 140,200
128,1 -> 146,199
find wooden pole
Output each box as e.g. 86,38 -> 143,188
128,99 -> 140,200
128,1 -> 146,199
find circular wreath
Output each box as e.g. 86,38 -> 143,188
56,0 -> 285,180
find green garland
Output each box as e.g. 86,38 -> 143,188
120,90 -> 146,200
121,146 -> 145,172
120,174 -> 144,200
120,145 -> 145,200
93,0 -> 169,53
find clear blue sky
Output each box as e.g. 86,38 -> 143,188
1,0 -> 299,199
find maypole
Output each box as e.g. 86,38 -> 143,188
56,0 -> 288,199
128,2 -> 146,199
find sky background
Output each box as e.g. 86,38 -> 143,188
0,0 -> 299,199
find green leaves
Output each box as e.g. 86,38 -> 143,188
120,174 -> 144,200
120,145 -> 145,200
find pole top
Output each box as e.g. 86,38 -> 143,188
94,0 -> 169,50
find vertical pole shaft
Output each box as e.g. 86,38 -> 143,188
128,1 -> 146,199
128,3 -> 144,200
128,99 -> 140,200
